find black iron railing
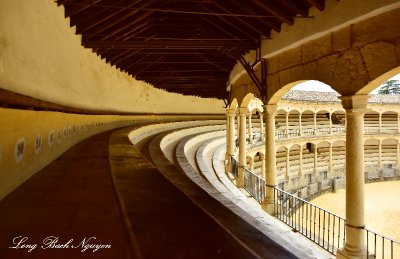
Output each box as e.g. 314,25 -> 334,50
273,187 -> 346,254
230,158 -> 399,257
273,187 -> 400,257
243,168 -> 265,203
366,227 -> 400,259
231,156 -> 238,178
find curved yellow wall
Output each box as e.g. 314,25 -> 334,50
0,0 -> 225,114
0,107 -> 222,200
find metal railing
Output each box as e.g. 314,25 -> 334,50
229,159 -> 400,257
273,187 -> 346,255
243,168 -> 265,203
366,228 -> 400,259
275,126 -> 400,140
231,156 -> 238,178
273,187 -> 400,257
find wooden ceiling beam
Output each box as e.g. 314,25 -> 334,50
64,0 -> 103,17
84,39 -> 259,49
137,75 -> 227,80
250,0 -> 293,25
137,69 -> 224,73
227,0 -> 282,32
100,11 -> 154,41
82,1 -> 156,36
199,15 -> 243,40
200,6 -> 260,41
125,61 -> 229,64
76,0 -> 145,34
211,3 -> 265,36
194,54 -> 232,73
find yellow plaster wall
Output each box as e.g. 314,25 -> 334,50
0,0 -> 224,114
0,107 -> 222,200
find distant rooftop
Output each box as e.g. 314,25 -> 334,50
282,90 -> 400,104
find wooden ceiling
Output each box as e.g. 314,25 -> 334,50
57,0 -> 325,99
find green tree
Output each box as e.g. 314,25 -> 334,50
378,79 -> 400,94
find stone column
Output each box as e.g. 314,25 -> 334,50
226,110 -> 236,172
397,114 -> 400,133
299,146 -> 303,177
397,140 -> 400,170
314,144 -> 318,175
249,156 -> 254,172
261,104 -> 277,214
329,112 -> 332,135
329,143 -> 333,176
261,153 -> 266,180
225,109 -> 230,162
285,148 -> 290,180
259,112 -> 264,141
248,113 -> 253,144
378,140 -> 382,169
237,114 -> 240,141
379,113 -> 382,133
237,108 -> 248,187
299,113 -> 302,136
337,95 -> 369,259
285,113 -> 289,138
313,112 -> 317,135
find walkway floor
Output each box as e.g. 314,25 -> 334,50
0,127 -> 298,259
0,131 -> 131,259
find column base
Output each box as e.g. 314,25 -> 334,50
261,201 -> 275,215
236,167 -> 244,187
225,159 -> 231,174
336,246 -> 368,259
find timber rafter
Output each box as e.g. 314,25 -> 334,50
57,0 -> 325,99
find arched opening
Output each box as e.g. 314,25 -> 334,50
246,155 -> 254,172
275,109 -> 287,139
302,142 -> 316,176
301,110 -> 315,136
276,146 -> 287,179
288,110 -> 301,137
316,141 -> 330,181
381,111 -> 398,133
364,138 -> 380,175
331,140 -> 346,177
364,111 -> 380,133
253,151 -> 264,176
331,110 -> 345,134
268,80 -> 337,105
358,67 -> 400,95
380,138 -> 397,177
288,144 -> 302,188
315,110 -> 330,135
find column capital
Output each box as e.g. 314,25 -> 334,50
238,107 -> 249,116
263,104 -> 278,115
226,109 -> 237,116
340,95 -> 369,113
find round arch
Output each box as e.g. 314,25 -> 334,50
239,93 -> 264,113
239,92 -> 254,107
357,67 -> 400,95
228,98 -> 238,111
268,80 -> 308,105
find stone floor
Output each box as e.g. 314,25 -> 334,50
0,128 -> 298,259
0,131 -> 131,259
